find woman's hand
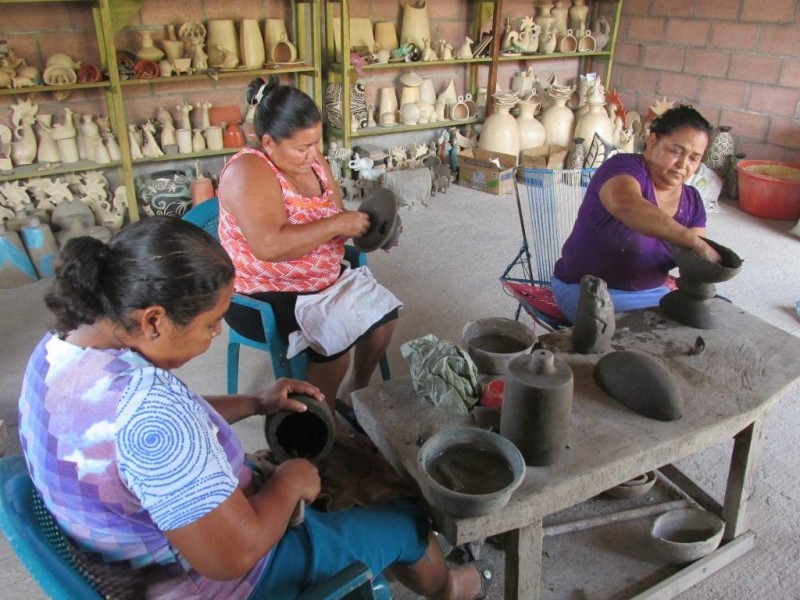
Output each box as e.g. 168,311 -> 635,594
335,210 -> 371,238
691,237 -> 723,263
254,377 -> 325,416
275,458 -> 321,503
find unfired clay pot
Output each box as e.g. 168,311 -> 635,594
479,105 -> 520,159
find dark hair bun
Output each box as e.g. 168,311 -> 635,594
246,75 -> 279,105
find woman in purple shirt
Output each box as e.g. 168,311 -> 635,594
552,105 -> 722,323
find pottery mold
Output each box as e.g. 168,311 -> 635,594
650,508 -> 725,564
264,393 -> 335,465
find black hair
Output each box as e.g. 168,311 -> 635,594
246,75 -> 321,142
45,217 -> 235,335
650,104 -> 713,139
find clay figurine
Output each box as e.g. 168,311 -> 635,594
571,275 -> 615,354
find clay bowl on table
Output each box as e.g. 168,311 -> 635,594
650,508 -> 725,564
605,470 -> 656,499
462,317 -> 536,375
417,427 -> 525,518
353,188 -> 400,253
670,237 -> 742,283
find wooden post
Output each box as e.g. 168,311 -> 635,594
722,418 -> 766,541
505,519 -> 543,600
0,420 -> 8,457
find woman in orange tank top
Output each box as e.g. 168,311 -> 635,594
218,76 -> 399,418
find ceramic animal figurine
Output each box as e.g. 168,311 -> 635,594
177,102 -> 193,130
337,177 -> 360,203
455,37 -> 473,59
571,275 -> 615,354
197,100 -> 212,129
326,140 -> 352,182
128,124 -> 144,160
141,121 -> 164,158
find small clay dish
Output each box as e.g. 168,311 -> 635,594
353,188 -> 399,253
133,59 -> 160,79
116,49 -> 139,71
650,508 -> 725,564
605,470 -> 656,499
77,64 -> 103,84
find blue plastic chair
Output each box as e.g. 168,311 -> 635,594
0,455 -> 390,599
183,198 -> 391,394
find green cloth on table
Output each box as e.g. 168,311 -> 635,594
400,334 -> 480,415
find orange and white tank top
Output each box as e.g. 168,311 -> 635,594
218,147 -> 345,294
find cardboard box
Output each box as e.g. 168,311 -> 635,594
457,149 -> 518,195
521,145 -> 570,169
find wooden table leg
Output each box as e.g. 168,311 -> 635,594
722,418 -> 766,541
505,519 -> 543,600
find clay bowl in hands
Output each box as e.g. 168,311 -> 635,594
418,427 -> 525,518
353,188 -> 400,253
605,470 -> 656,499
650,508 -> 725,564
671,237 -> 742,283
462,317 -> 536,375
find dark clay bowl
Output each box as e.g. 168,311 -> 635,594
670,238 -> 742,283
353,188 -> 399,253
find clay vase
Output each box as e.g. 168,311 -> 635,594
552,1 -> 569,36
206,20 -> 239,67
541,96 -> 574,147
0,223 -> 38,288
20,218 -> 58,278
264,393 -> 335,466
725,152 -> 746,199
223,122 -> 245,148
570,0 -> 590,38
703,125 -> 735,180
138,32 -> 165,61
192,129 -> 206,152
516,100 -> 546,151
35,115 -> 60,164
479,105 -> 521,159
239,19 -> 266,69
400,1 -> 431,52
500,349 -> 574,466
374,21 -> 400,51
135,169 -> 192,217
574,101 -> 614,154
565,137 -> 585,185
535,2 -> 557,43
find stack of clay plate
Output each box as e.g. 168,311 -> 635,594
492,90 -> 520,109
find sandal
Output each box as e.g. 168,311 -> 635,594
470,559 -> 494,600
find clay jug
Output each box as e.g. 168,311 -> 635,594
574,101 -> 614,154
541,95 -> 574,147
239,19 -> 266,69
500,349 -> 574,466
536,2 -> 557,41
516,100 -> 546,151
20,218 -> 58,278
0,223 -> 38,288
569,0 -> 590,38
478,105 -> 520,160
35,115 -> 59,164
223,122 -> 245,148
552,1 -> 569,36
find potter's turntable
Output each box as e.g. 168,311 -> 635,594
353,188 -> 402,252
659,238 -> 742,329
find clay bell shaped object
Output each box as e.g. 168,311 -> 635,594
353,188 -> 400,253
264,393 -> 335,465
669,238 -> 742,284
398,71 -> 424,88
593,350 -> 683,421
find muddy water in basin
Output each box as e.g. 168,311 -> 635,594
428,444 -> 515,495
469,334 -> 530,354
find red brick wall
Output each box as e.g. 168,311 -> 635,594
611,0 -> 800,163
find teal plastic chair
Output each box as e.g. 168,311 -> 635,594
0,455 -> 390,599
183,199 -> 391,393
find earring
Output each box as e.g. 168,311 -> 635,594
152,332 -> 159,339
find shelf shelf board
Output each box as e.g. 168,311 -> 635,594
329,57 -> 492,74
120,64 -> 315,87
0,81 -> 111,97
132,148 -> 240,166
333,117 -> 484,139
0,160 -> 122,182
497,51 -> 612,62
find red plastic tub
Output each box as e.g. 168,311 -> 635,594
736,160 -> 800,220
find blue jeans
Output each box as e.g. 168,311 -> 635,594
551,276 -> 671,325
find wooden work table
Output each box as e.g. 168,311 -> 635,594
352,300 -> 800,599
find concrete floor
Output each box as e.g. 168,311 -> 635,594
1,186 -> 799,599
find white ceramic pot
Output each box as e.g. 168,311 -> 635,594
570,0 -> 590,38
516,100 -> 546,150
574,102 -> 614,154
541,97 -> 575,147
419,78 -> 436,104
399,85 -> 421,107
479,105 -> 520,159
176,128 -> 193,154
240,19 -> 266,68
379,87 -> 399,117
205,126 -> 223,150
400,2 -> 430,51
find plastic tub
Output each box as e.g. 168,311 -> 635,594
736,160 -> 800,220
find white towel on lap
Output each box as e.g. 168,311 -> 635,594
287,266 -> 403,359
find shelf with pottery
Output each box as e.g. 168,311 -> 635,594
118,64 -> 316,87
0,82 -> 112,97
131,147 -> 241,166
0,159 -> 123,183
496,49 -> 611,62
332,116 -> 485,140
326,57 -> 493,74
